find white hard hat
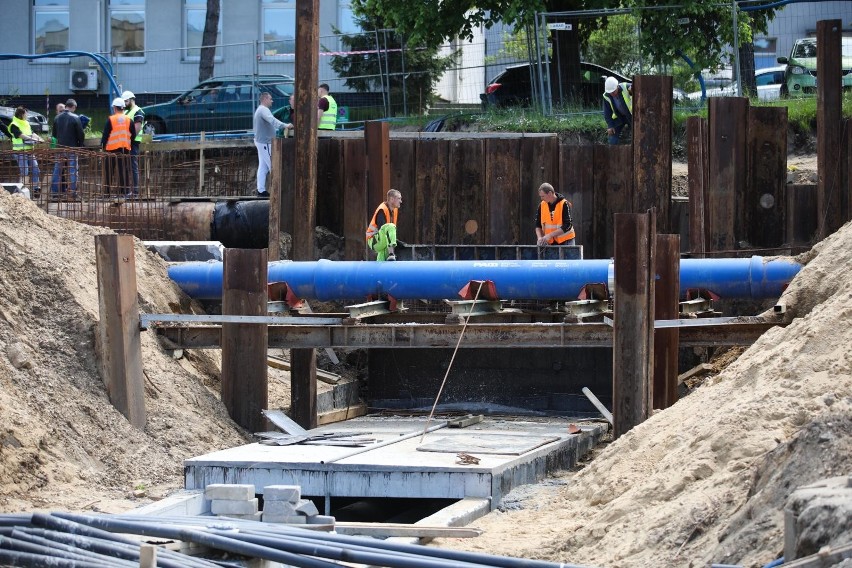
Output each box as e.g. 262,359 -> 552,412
112,97 -> 126,108
604,76 -> 619,93
121,90 -> 135,100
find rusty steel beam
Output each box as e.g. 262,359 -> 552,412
633,75 -> 673,233
152,321 -> 777,350
687,117 -> 709,256
817,19 -> 844,239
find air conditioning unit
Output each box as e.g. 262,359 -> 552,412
70,69 -> 99,91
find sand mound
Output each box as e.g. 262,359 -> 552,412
0,191 -> 249,513
436,221 -> 852,567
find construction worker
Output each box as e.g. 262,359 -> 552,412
602,76 -> 633,145
8,106 -> 42,196
366,189 -> 402,261
535,182 -> 575,246
122,90 -> 145,197
101,97 -> 136,197
317,83 -> 337,130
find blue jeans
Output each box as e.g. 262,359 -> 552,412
51,152 -> 78,195
129,143 -> 139,194
607,124 -> 630,145
15,153 -> 40,188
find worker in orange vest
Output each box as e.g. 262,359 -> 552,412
535,182 -> 575,246
366,189 -> 402,261
100,97 -> 136,197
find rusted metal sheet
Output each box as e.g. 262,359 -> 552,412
519,136 -> 558,244
612,212 -> 655,439
365,121 -> 390,214
390,138 -> 417,244
687,117 -> 709,256
845,120 -> 852,223
593,145 -> 633,259
786,184 -> 818,246
342,138 -> 367,261
448,139 -> 486,244
561,145 -> 593,254
817,19 -> 844,240
317,139 -> 343,233
633,75 -> 673,233
414,140 -> 450,245
708,97 -> 748,252
269,138 -> 282,260
747,106 -> 788,248
221,248 -> 268,433
280,138 -> 295,236
653,234 -> 680,410
485,138 -> 521,245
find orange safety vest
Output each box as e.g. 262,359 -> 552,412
105,113 -> 132,151
540,198 -> 575,244
365,202 -> 398,242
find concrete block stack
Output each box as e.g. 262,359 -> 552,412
262,484 -> 335,526
204,483 -> 261,521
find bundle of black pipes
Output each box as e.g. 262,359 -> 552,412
0,512 -> 597,568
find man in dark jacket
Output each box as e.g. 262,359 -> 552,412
50,98 -> 85,198
602,76 -> 633,145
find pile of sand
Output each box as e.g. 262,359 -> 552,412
436,221 -> 852,566
0,191 -> 250,512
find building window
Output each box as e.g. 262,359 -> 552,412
185,1 -> 222,61
33,0 -> 70,55
261,0 -> 296,58
110,0 -> 145,60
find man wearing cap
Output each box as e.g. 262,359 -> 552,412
101,97 -> 136,196
122,90 -> 145,197
50,98 -> 85,198
602,77 -> 633,145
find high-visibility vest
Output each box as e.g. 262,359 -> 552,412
124,105 -> 144,143
10,116 -> 33,150
319,95 -> 338,130
540,198 -> 575,244
603,83 -> 633,119
366,202 -> 397,242
105,113 -> 132,151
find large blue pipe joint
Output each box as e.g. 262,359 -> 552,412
168,256 -> 802,302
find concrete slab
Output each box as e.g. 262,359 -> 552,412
185,416 -> 607,510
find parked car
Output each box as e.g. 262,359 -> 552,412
141,75 -> 294,135
777,37 -> 852,97
685,66 -> 787,102
481,62 -> 685,108
0,106 -> 50,139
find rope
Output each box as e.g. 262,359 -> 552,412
419,282 -> 484,443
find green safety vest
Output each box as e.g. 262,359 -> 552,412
603,83 -> 633,119
10,116 -> 34,150
319,95 -> 338,130
125,105 -> 144,142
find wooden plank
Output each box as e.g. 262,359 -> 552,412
708,97 -> 748,252
687,117 -> 709,256
653,234 -> 680,411
316,138 -> 343,234
221,248 -> 268,433
291,348 -> 317,429
485,138 -> 521,245
95,234 -> 146,429
633,75 -> 673,233
612,212 -> 655,439
280,138 -> 295,238
414,140 -> 450,244
448,139 -> 486,244
262,409 -> 308,436
747,106 -> 788,248
390,138 -> 417,244
317,403 -> 368,425
342,138 -> 367,261
817,19 -> 844,240
333,522 -> 482,538
519,136 -> 558,244
365,121 -> 390,215
845,119 -> 852,224
268,138 -> 282,260
786,184 -> 818,246
593,145 -> 633,259
561,145 -> 593,255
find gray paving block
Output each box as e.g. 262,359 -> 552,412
294,499 -> 319,516
211,498 -> 259,515
204,484 -> 255,501
220,511 -> 263,521
262,500 -> 298,517
263,485 -> 301,503
262,513 -> 306,524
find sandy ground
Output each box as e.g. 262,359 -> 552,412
1,153 -> 848,568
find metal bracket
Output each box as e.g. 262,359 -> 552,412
446,299 -> 503,317
344,300 -> 400,320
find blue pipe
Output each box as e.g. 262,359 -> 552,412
167,256 -> 800,301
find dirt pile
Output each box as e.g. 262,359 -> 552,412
0,191 -> 249,513
434,220 -> 852,566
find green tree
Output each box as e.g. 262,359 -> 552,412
327,13 -> 458,116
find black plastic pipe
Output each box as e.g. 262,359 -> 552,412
8,529 -> 137,567
0,547 -> 112,568
0,535 -> 118,567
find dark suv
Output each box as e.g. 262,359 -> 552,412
481,62 -> 631,108
141,75 -> 294,135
